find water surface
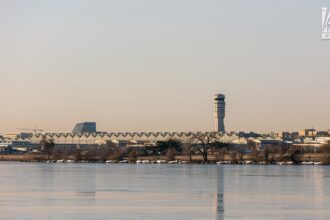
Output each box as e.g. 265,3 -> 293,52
0,162 -> 329,220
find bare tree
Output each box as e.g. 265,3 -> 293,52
85,146 -> 98,161
74,146 -> 81,162
249,149 -> 260,162
39,136 -> 55,160
47,139 -> 55,159
128,150 -> 138,162
211,142 -> 229,162
52,147 -> 63,160
98,145 -> 111,161
230,152 -> 238,164
189,132 -> 218,163
182,142 -> 194,162
288,146 -> 303,164
155,139 -> 182,155
322,141 -> 330,164
165,148 -> 176,161
263,147 -> 270,163
280,142 -> 290,156
108,147 -> 126,161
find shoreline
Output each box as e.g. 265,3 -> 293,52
0,154 -> 327,165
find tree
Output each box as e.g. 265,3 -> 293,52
263,147 -> 270,163
274,142 -> 292,162
165,148 -> 176,161
322,141 -> 330,164
108,147 -> 125,161
52,147 -> 63,160
288,146 -> 303,164
211,141 -> 229,162
250,149 -> 260,163
182,141 -> 194,162
211,141 -> 229,153
280,142 -> 290,156
85,145 -> 98,161
128,150 -> 138,162
155,139 -> 182,155
230,152 -> 238,164
97,145 -> 111,161
103,141 -> 124,161
74,146 -> 81,162
247,140 -> 258,150
39,136 -> 55,160
189,132 -> 218,163
47,139 -> 55,159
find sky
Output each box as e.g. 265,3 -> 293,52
0,0 -> 330,134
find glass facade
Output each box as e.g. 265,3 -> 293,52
72,122 -> 96,133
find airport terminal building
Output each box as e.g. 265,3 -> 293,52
72,122 -> 96,134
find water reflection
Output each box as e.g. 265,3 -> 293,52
213,166 -> 224,220
313,167 -> 324,205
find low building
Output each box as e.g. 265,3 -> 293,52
305,129 -> 317,137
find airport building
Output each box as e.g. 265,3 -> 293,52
214,94 -> 226,133
72,122 -> 97,134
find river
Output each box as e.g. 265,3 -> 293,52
0,162 -> 329,220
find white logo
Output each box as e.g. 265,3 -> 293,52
322,7 -> 330,39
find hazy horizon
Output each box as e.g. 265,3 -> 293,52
1,0 -> 330,134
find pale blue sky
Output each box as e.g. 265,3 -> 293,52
0,0 -> 330,133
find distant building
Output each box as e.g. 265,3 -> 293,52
281,132 -> 291,141
317,131 -> 329,137
238,131 -> 261,139
214,94 -> 226,133
281,132 -> 300,142
305,128 -> 317,137
291,132 -> 299,140
72,122 -> 96,133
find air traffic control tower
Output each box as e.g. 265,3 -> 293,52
214,94 -> 226,133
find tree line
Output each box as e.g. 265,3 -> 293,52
38,134 -> 330,164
